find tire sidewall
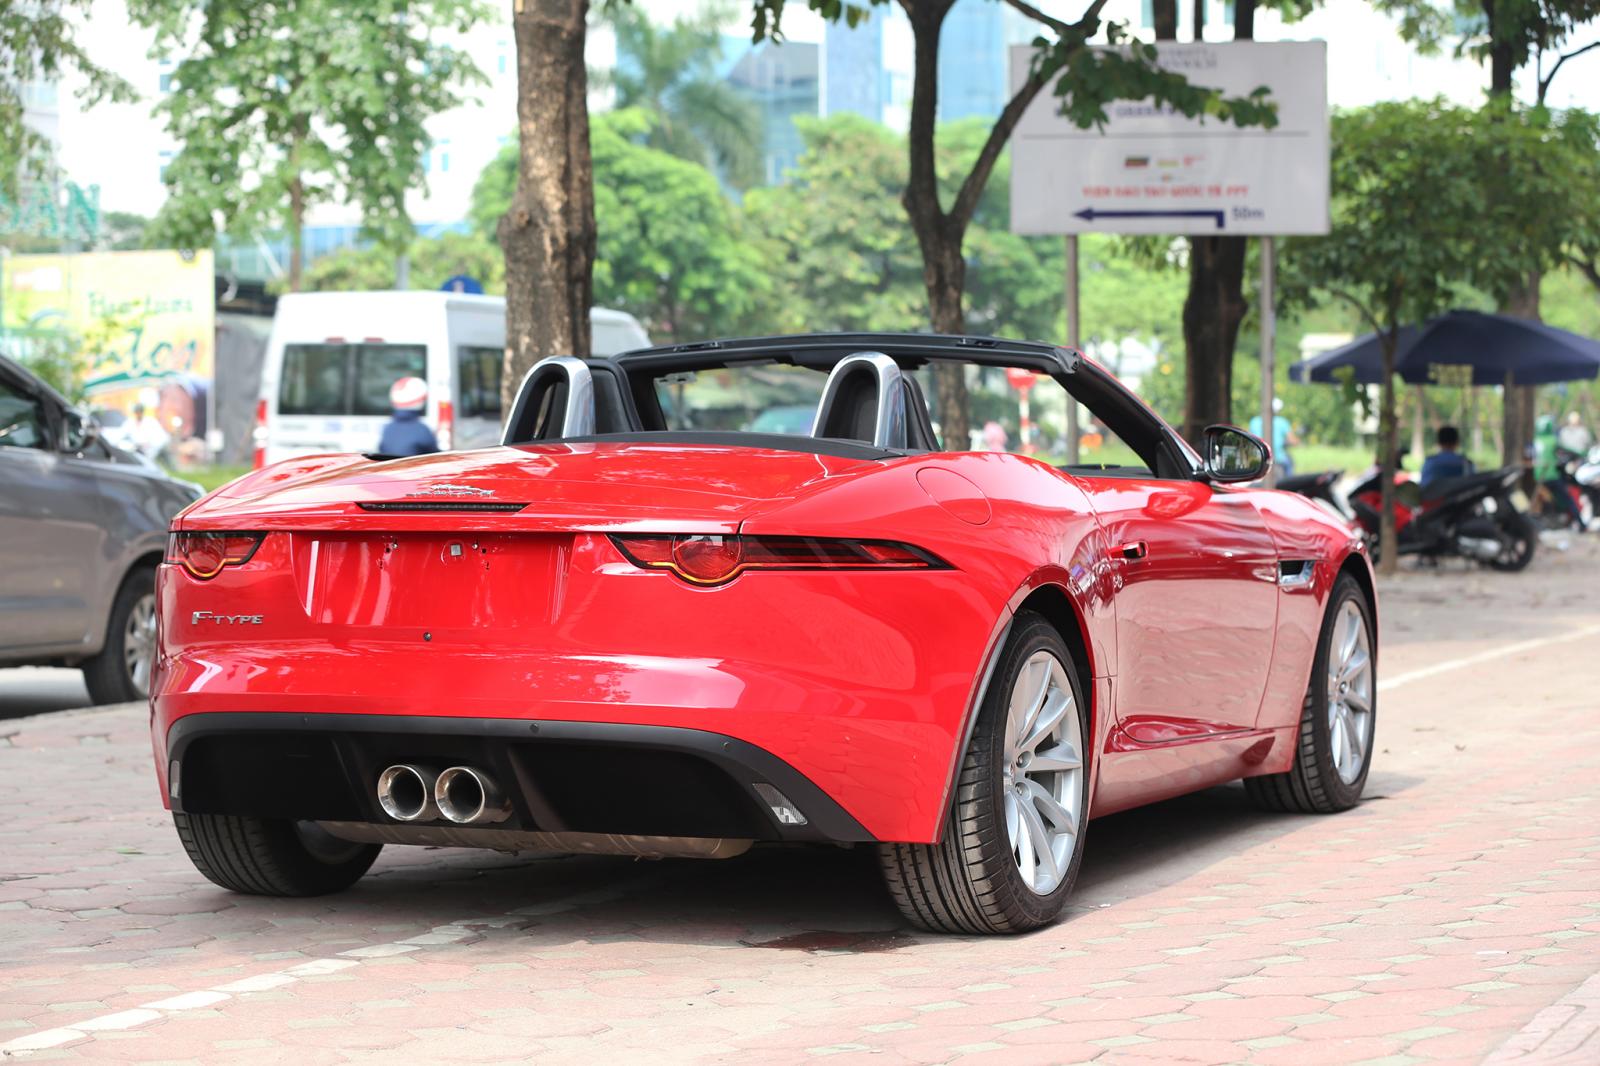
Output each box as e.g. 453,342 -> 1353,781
86,566 -> 156,704
1308,578 -> 1376,805
974,615 -> 1091,929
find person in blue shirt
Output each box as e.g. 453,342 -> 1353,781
1248,398 -> 1298,477
1420,425 -> 1473,486
378,376 -> 440,457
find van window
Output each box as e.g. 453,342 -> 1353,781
279,343 -> 427,416
457,347 -> 503,418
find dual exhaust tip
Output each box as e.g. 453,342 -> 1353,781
376,764 -> 512,826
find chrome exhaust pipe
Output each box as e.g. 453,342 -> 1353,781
376,764 -> 439,822
434,766 -> 512,825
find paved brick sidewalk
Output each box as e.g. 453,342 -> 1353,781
2,542 -> 1598,1064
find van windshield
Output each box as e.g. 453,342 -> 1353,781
278,343 -> 427,416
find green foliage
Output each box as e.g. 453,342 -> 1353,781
472,110 -> 771,340
1372,0 -> 1600,79
589,110 -> 772,340
298,231 -> 506,294
128,0 -> 488,258
0,2 -> 135,196
603,2 -> 765,189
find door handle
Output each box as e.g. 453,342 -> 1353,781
1115,541 -> 1148,561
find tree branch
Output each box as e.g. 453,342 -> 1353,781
1538,41 -> 1600,104
1000,0 -> 1070,35
1323,285 -> 1386,338
1567,253 -> 1600,294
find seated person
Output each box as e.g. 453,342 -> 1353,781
1419,425 -> 1473,487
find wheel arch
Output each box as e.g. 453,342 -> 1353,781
1335,550 -> 1377,635
932,575 -> 1100,842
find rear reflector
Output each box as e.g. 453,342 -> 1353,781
167,532 -> 265,579
610,534 -> 947,587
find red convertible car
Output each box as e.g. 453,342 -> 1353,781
151,333 -> 1375,934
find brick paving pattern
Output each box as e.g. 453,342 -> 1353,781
2,540 -> 1598,1063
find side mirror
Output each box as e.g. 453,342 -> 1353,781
1203,424 -> 1272,483
63,407 -> 101,454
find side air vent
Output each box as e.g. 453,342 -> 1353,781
357,502 -> 527,513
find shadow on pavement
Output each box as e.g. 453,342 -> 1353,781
191,774 -> 1421,954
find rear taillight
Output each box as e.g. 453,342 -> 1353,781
252,399 -> 268,470
166,532 -> 265,580
609,535 -> 947,587
437,399 -> 453,451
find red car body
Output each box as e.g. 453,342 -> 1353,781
150,334 -> 1373,922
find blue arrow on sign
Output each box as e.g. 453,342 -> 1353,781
1074,207 -> 1226,229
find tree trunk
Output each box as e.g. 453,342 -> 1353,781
1178,0 -> 1252,445
1376,331 -> 1400,575
499,0 -> 596,413
901,0 -> 967,447
1500,272 -> 1540,476
1153,0 -> 1177,40
1181,234 -> 1248,442
287,174 -> 304,293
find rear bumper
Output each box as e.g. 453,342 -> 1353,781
163,712 -> 874,844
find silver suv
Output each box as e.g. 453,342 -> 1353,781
0,356 -> 202,704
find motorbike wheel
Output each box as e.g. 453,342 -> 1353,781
1486,511 -> 1538,572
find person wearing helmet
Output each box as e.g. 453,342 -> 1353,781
1534,413 -> 1584,529
378,377 -> 440,457
1248,396 -> 1299,478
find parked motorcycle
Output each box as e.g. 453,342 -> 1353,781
1281,464 -> 1538,571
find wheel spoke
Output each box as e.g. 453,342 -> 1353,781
1329,710 -> 1346,772
1018,797 -> 1060,888
1340,705 -> 1363,771
1025,779 -> 1076,831
1015,799 -> 1038,883
1013,659 -> 1051,744
1340,647 -> 1369,684
1021,691 -> 1070,753
1029,742 -> 1081,773
1339,610 -> 1361,665
1344,686 -> 1371,713
1003,789 -> 1021,847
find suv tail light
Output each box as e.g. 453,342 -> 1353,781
251,399 -> 268,469
610,535 -> 947,587
166,532 -> 265,579
437,399 -> 454,451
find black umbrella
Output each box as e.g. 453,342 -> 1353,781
1289,310 -> 1600,386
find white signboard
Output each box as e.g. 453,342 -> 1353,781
1009,41 -> 1329,236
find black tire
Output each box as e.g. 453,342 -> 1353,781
81,565 -> 156,705
879,612 -> 1090,934
173,812 -> 381,896
1485,510 -> 1538,572
1245,574 -> 1375,814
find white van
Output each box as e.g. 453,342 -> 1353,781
254,291 -> 651,467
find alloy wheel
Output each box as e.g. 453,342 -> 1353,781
123,592 -> 158,698
1002,650 -> 1084,896
1326,599 -> 1373,785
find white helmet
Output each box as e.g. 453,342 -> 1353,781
389,376 -> 428,411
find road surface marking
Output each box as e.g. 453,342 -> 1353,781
1378,623 -> 1600,694
0,875 -> 651,1057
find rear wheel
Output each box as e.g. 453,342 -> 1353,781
81,566 -> 157,705
173,812 -> 380,896
880,613 -> 1089,934
1486,510 -> 1538,572
1246,575 -> 1375,813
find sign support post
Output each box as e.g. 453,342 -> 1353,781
1064,234 -> 1081,464
1260,235 -> 1277,487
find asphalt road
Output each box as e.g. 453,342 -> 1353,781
2,540 -> 1598,1064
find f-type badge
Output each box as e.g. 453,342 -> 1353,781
192,611 -> 264,625
406,484 -> 495,498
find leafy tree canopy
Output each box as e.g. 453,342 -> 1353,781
474,109 -> 771,340
603,1 -> 765,189
298,230 -> 505,294
128,0 -> 488,284
1,1 -> 134,196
